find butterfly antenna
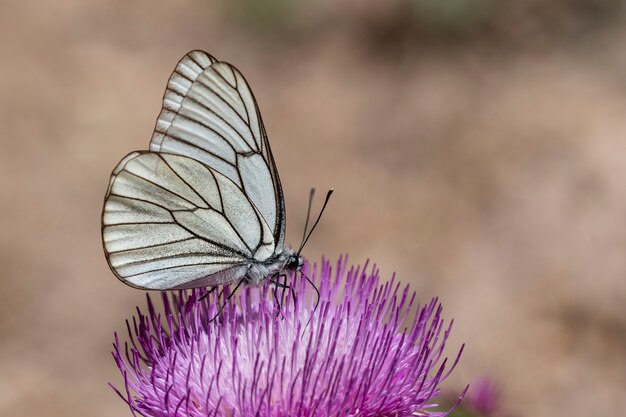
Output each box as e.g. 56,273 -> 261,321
207,279 -> 245,323
299,188 -> 316,251
297,189 -> 334,256
302,270 -> 320,313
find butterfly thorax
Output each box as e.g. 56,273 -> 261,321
245,249 -> 302,286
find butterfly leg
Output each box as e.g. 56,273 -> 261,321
271,277 -> 282,317
270,273 -> 296,318
207,279 -> 245,323
198,286 -> 218,303
280,273 -> 296,310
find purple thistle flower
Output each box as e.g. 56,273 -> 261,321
112,257 -> 467,417
463,378 -> 501,416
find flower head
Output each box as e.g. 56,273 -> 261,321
112,257 -> 466,417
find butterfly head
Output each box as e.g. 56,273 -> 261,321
285,253 -> 303,272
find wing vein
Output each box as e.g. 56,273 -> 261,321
106,236 -> 196,255
172,69 -> 194,83
188,53 -> 210,69
160,98 -> 248,155
105,221 -> 175,227
117,252 -> 237,269
194,79 -> 257,148
209,169 -> 225,213
157,154 -> 212,208
108,193 -> 175,214
157,133 -> 236,168
123,261 -> 243,278
124,170 -> 202,208
174,220 -> 250,258
215,177 -> 256,253
232,73 -> 252,126
174,93 -> 253,152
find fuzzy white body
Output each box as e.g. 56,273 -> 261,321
245,249 -> 301,286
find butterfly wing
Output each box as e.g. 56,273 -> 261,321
102,151 -> 276,290
149,50 -> 286,254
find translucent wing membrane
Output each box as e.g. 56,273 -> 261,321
102,152 -> 275,290
149,50 -> 285,252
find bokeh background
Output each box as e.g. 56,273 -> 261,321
1,1 -> 625,416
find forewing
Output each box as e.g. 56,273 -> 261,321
149,50 -> 286,252
102,152 -> 275,290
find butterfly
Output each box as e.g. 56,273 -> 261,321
101,50 -> 330,291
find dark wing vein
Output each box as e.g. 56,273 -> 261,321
123,261 -> 240,278
195,74 -> 257,148
214,178 -> 256,253
106,236 -> 196,255
158,154 -> 212,208
176,93 -> 252,153
173,220 -> 250,259
231,70 -> 252,128
116,252 -> 236,270
123,170 -> 202,209
106,221 -> 174,227
108,193 -> 175,214
173,68 -> 194,83
208,169 -> 225,213
156,133 -> 236,169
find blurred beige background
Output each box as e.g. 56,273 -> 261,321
1,1 -> 625,416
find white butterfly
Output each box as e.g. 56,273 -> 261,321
102,51 -> 327,290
